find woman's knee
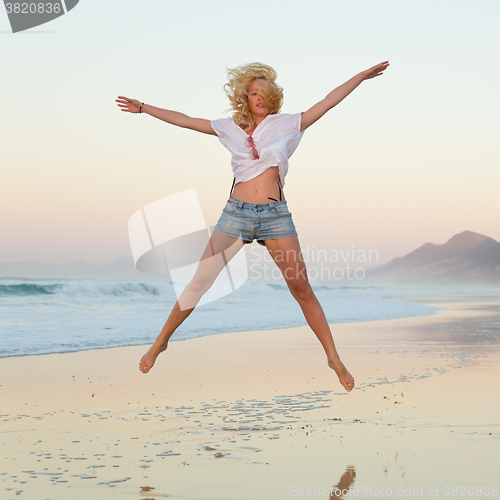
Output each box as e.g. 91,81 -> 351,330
188,274 -> 214,295
290,280 -> 314,302
178,276 -> 213,310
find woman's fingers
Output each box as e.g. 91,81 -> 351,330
363,61 -> 389,80
115,96 -> 140,113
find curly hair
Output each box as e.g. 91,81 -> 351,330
223,62 -> 284,131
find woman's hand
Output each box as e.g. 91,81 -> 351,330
116,96 -> 142,113
361,61 -> 390,80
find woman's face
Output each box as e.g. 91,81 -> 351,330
247,79 -> 269,118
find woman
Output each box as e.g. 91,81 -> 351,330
116,60 -> 389,391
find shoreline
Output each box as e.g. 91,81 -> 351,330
1,298 -> 499,499
3,281 -> 499,359
0,299 -> 445,360
0,307 -> 443,361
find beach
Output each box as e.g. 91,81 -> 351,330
1,298 -> 499,499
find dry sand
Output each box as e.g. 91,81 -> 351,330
1,299 -> 499,499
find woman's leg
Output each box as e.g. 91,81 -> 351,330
263,236 -> 355,391
139,230 -> 244,373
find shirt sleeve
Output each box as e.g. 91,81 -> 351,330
210,117 -> 232,138
270,112 -> 303,138
281,113 -> 305,159
287,112 -> 303,135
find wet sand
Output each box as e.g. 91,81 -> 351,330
1,298 -> 499,499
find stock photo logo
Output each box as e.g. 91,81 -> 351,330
128,189 -> 248,311
3,0 -> 79,33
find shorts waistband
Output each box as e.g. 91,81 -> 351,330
228,196 -> 288,210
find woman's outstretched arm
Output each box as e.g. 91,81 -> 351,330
300,61 -> 390,132
115,96 -> 216,135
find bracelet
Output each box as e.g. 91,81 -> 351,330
139,102 -> 144,114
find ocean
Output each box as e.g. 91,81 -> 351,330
1,277 -> 498,358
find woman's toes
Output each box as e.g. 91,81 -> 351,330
341,373 -> 354,391
139,357 -> 149,373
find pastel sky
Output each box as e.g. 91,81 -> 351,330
1,0 -> 499,267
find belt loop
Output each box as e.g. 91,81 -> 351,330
238,200 -> 244,209
269,201 -> 275,211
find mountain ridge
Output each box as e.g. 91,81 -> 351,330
365,230 -> 500,286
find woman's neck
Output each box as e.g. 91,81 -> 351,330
240,114 -> 268,133
254,115 -> 267,127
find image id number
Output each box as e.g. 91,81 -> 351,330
444,486 -> 499,497
5,3 -> 62,14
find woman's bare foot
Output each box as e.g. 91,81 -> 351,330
139,340 -> 168,374
328,357 -> 355,391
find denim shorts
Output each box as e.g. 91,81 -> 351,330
214,196 -> 298,246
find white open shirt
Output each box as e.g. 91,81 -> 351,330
210,112 -> 305,189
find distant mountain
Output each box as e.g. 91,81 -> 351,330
365,230 -> 500,287
0,256 -> 169,282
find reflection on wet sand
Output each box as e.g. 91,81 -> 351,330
330,465 -> 356,499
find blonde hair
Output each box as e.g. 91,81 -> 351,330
223,62 -> 284,131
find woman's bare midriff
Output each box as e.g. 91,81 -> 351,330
231,166 -> 285,204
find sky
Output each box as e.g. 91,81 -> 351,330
1,0 -> 499,267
